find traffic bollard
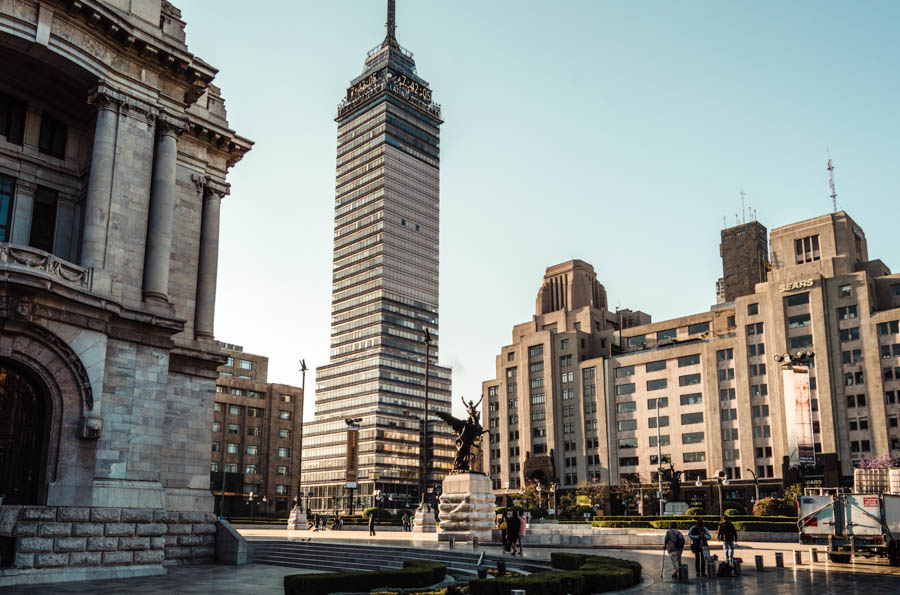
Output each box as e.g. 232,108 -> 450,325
448,536 -> 455,549
734,557 -> 742,576
775,552 -> 784,568
755,555 -> 764,571
678,564 -> 689,583
810,548 -> 819,563
511,591 -> 526,595
473,536 -> 479,550
707,559 -> 716,578
793,550 -> 802,565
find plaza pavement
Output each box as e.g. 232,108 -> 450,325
4,525 -> 898,593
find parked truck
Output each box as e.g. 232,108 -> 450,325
798,490 -> 900,565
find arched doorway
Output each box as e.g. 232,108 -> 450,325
0,360 -> 49,505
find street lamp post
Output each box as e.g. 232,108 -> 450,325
536,483 -> 543,514
746,467 -> 760,504
696,470 -> 729,521
549,482 -> 557,518
412,328 -> 436,533
656,407 -> 664,515
287,359 -> 308,530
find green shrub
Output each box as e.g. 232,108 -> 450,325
361,507 -> 395,521
649,519 -> 719,531
725,509 -> 740,517
733,521 -> 798,533
753,497 -> 797,517
686,506 -> 705,517
711,500 -> 746,515
591,520 -> 653,528
283,560 -> 445,595
546,553 -> 642,594
528,506 -> 548,520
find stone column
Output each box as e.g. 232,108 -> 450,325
142,117 -> 182,302
194,178 -> 227,339
9,180 -> 36,246
81,91 -> 119,269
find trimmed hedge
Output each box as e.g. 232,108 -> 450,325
468,553 -> 642,595
283,560 -> 445,595
591,519 -> 797,533
592,514 -> 796,522
732,521 -> 798,533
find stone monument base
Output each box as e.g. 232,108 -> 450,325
286,505 -> 307,530
412,502 -> 437,533
437,472 -> 495,543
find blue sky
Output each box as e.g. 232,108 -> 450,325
178,0 -> 900,419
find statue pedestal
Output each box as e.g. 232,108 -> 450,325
412,502 -> 437,533
286,505 -> 307,530
437,472 -> 495,543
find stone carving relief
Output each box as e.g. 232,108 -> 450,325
0,243 -> 93,289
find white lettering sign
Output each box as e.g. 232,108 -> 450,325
779,278 -> 815,292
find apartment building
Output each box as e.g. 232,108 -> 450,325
211,345 -> 304,515
483,211 -> 900,511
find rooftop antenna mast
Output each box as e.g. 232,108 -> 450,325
383,0 -> 398,48
827,151 -> 838,213
739,189 -> 746,223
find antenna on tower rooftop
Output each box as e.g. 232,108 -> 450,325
739,189 -> 747,224
383,0 -> 398,48
827,150 -> 838,213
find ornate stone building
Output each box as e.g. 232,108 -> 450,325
0,0 -> 251,585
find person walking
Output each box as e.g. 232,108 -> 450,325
505,510 -> 520,555
499,513 -> 509,552
313,514 -> 320,532
402,512 -> 410,532
321,514 -> 328,531
717,517 -> 737,566
368,512 -> 376,537
663,521 -> 685,579
516,510 -> 528,556
688,518 -> 711,577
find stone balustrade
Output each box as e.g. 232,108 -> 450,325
0,243 -> 92,290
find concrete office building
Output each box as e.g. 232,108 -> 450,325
210,345 -> 303,517
719,220 -> 769,303
483,211 -> 900,511
0,0 -> 251,585
301,1 -> 454,514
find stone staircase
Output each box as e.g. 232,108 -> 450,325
249,539 -> 552,576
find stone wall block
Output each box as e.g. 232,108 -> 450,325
72,523 -> 105,537
166,523 -> 191,535
177,534 -> 203,546
86,537 -> 119,551
203,512 -> 218,524
134,549 -> 165,564
36,552 -> 69,568
154,510 -> 174,524
102,551 -> 134,566
104,523 -> 135,537
39,522 -> 72,537
15,553 -> 34,568
57,507 -> 91,522
13,522 -> 38,537
17,537 -> 54,553
22,507 -> 56,521
164,535 -> 178,546
150,536 -> 167,549
178,511 -> 205,524
189,546 -> 214,559
91,508 -> 122,522
55,537 -> 87,552
118,536 -> 151,551
122,509 -> 154,523
192,523 -> 216,535
200,534 -> 215,546
0,505 -> 23,535
69,551 -> 102,567
164,546 -> 190,559
136,522 -> 167,536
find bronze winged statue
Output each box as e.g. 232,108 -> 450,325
435,396 -> 489,473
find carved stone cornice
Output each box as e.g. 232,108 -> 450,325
191,174 -> 229,201
88,83 -> 159,125
59,0 -> 217,106
156,110 -> 189,138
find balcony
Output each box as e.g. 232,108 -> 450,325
0,242 -> 92,291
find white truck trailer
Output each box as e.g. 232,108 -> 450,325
798,491 -> 900,565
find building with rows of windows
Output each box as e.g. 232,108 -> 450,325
483,211 -> 900,512
210,345 -> 303,517
300,2 -> 454,514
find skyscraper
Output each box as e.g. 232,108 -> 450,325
301,1 -> 453,513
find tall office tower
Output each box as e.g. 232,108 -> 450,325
301,1 -> 453,513
719,221 -> 769,303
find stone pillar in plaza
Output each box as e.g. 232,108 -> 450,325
194,178 -> 227,339
81,89 -> 119,270
412,502 -> 438,534
142,115 -> 182,302
437,472 -> 495,543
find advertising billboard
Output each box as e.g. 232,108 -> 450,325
782,365 -> 816,466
